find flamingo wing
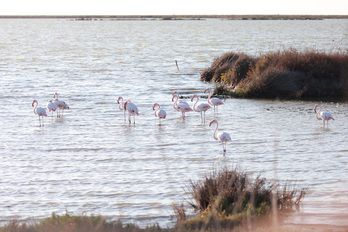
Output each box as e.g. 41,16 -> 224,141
217,131 -> 231,142
37,107 -> 47,116
196,102 -> 211,112
211,98 -> 224,106
157,109 -> 166,119
177,102 -> 193,112
322,112 -> 334,120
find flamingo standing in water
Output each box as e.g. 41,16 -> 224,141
172,93 -> 193,120
53,92 -> 69,118
46,100 -> 58,117
209,119 -> 231,155
191,95 -> 211,124
204,88 -> 224,114
314,104 -> 334,127
32,100 -> 47,126
125,100 -> 139,124
153,103 -> 167,125
117,97 -> 130,121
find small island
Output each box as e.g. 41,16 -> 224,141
201,49 -> 348,101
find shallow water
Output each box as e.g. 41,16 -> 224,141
0,18 -> 347,229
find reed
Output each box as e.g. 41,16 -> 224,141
201,49 -> 348,100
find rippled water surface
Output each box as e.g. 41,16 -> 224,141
0,18 -> 347,229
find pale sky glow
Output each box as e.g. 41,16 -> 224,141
1,0 -> 348,15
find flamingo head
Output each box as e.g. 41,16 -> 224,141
172,91 -> 178,97
191,95 -> 197,102
32,100 -> 37,107
209,119 -> 217,127
314,104 -> 320,113
172,95 -> 177,102
117,96 -> 123,104
204,88 -> 211,93
153,103 -> 159,110
53,92 -> 58,99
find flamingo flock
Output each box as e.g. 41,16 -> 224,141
32,89 -> 336,154
117,89 -> 230,153
32,93 -> 69,127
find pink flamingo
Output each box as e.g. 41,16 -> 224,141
191,95 -> 211,124
209,119 -> 231,154
32,100 -> 47,126
204,88 -> 224,114
46,100 -> 58,117
53,92 -> 69,118
125,100 -> 139,124
117,97 -> 130,121
314,104 -> 334,127
153,103 -> 167,125
172,94 -> 193,120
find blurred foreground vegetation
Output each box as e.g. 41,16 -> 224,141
0,167 -> 307,232
201,49 -> 348,100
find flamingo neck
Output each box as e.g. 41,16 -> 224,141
207,90 -> 212,104
33,101 -> 38,115
193,96 -> 199,111
154,104 -> 160,115
118,98 -> 124,110
213,122 -> 218,140
173,96 -> 179,111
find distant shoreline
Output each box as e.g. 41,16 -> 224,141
0,14 -> 348,20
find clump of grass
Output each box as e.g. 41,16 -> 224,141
0,212 -> 164,232
201,49 -> 348,100
175,167 -> 307,231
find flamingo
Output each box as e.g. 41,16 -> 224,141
117,97 -> 130,121
153,103 -> 167,125
209,119 -> 231,154
32,100 -> 47,126
125,100 -> 139,124
172,94 -> 193,120
53,92 -> 69,118
314,104 -> 334,127
46,100 -> 58,117
204,88 -> 224,114
191,95 -> 211,124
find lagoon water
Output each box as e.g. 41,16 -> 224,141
0,18 -> 348,230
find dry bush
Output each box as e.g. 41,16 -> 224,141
200,52 -> 241,82
177,167 -> 307,230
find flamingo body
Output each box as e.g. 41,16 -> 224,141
209,119 -> 231,154
314,104 -> 334,127
32,100 -> 47,126
153,103 -> 166,124
46,100 -> 57,112
191,95 -> 211,124
125,100 -> 139,124
204,88 -> 224,113
53,93 -> 69,118
172,94 -> 193,120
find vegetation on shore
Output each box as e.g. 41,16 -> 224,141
201,49 -> 348,100
0,167 -> 306,232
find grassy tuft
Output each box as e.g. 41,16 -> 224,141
176,167 -> 307,231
